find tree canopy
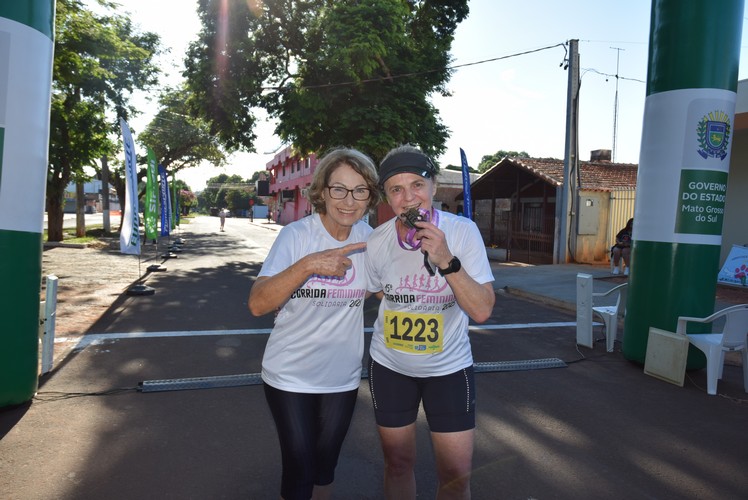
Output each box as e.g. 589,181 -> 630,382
184,0 -> 469,162
477,149 -> 531,173
138,85 -> 229,173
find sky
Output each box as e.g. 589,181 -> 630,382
111,0 -> 748,192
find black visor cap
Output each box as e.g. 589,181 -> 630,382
379,151 -> 436,186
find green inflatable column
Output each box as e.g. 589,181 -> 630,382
623,0 -> 744,366
0,1 -> 56,407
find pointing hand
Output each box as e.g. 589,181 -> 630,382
310,242 -> 367,277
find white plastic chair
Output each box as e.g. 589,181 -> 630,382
593,283 -> 628,352
676,304 -> 748,396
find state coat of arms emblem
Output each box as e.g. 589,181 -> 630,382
697,110 -> 730,160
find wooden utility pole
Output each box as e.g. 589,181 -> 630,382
555,39 -> 579,264
610,46 -> 625,163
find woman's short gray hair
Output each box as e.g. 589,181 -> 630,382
308,148 -> 380,214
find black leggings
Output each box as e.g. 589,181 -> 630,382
263,384 -> 358,500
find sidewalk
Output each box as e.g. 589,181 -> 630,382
491,260 -> 745,312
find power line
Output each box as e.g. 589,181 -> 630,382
580,39 -> 647,46
205,183 -> 256,189
262,42 -> 568,91
580,67 -> 645,84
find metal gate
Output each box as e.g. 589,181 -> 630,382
509,208 -> 555,264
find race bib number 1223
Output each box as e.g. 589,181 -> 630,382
383,310 -> 443,354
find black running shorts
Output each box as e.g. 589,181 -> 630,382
368,358 -> 475,432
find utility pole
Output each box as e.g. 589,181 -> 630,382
555,39 -> 579,264
610,47 -> 625,163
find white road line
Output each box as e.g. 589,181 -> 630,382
56,321 -> 585,351
470,322 -> 581,330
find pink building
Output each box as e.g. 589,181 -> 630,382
265,147 -> 319,225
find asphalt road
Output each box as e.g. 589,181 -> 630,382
2,216 -> 747,499
41,211 -> 121,233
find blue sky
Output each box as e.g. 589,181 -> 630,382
113,0 -> 748,190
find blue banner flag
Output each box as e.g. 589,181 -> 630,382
459,148 -> 473,219
158,164 -> 171,236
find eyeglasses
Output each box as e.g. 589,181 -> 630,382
326,186 -> 371,201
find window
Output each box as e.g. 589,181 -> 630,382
522,202 -> 543,232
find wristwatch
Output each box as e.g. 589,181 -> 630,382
438,256 -> 461,276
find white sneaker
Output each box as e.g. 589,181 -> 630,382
624,268 -> 629,276
612,267 -> 620,275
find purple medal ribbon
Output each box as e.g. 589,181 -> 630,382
397,208 -> 439,252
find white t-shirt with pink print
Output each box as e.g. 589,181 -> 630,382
366,210 -> 494,377
259,213 -> 372,393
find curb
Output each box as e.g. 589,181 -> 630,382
43,242 -> 87,249
503,286 -> 575,313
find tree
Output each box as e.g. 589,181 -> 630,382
179,189 -> 197,215
161,179 -> 196,216
199,173 -> 241,210
443,164 -> 479,173
133,85 -> 229,220
197,173 -> 260,213
47,0 -> 160,241
478,149 -> 531,173
184,0 -> 469,162
224,188 -> 250,213
137,85 -> 229,175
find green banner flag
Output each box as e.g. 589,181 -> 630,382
145,148 -> 159,240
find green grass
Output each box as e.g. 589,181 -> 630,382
43,224 -> 118,244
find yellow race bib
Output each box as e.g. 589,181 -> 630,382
383,310 -> 444,354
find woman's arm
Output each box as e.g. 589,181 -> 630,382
248,242 -> 367,316
248,259 -> 315,316
442,271 -> 495,323
414,222 -> 495,323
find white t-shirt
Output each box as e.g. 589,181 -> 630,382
259,214 -> 372,393
366,211 -> 494,377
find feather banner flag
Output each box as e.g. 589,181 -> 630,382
158,164 -> 171,237
119,118 -> 141,255
145,148 -> 159,241
459,148 -> 473,219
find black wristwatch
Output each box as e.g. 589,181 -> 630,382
438,256 -> 461,276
